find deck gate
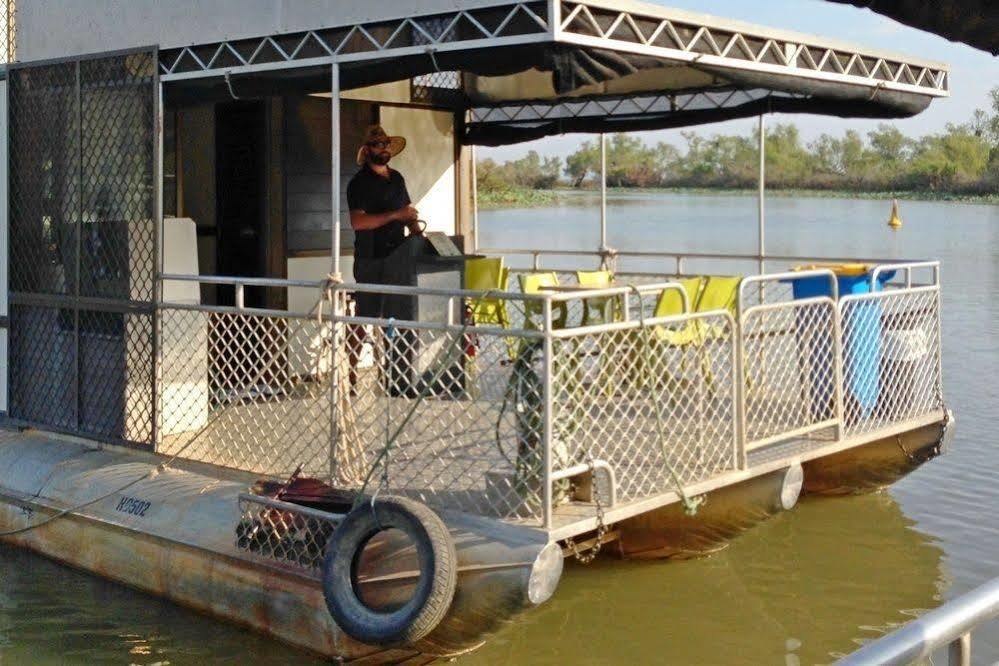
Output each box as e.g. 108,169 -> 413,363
6,49 -> 158,447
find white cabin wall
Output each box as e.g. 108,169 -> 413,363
15,0 -> 518,62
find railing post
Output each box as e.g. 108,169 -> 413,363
734,310 -> 748,469
235,283 -> 245,310
949,633 -> 971,666
832,300 -> 846,440
542,297 -> 554,528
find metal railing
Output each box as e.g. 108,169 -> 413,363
837,576 -> 999,666
478,247 -> 931,280
155,259 -> 943,532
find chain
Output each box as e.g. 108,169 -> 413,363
564,460 -> 607,564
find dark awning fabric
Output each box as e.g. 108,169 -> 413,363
465,91 -> 928,146
165,42 -> 937,147
458,46 -> 934,146
825,0 -> 999,55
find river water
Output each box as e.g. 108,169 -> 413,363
1,193 -> 998,664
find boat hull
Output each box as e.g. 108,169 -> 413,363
802,420 -> 948,495
615,416 -> 949,560
0,431 -> 552,661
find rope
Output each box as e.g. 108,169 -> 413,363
0,276 -> 346,538
628,285 -> 704,516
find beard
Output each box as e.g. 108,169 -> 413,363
368,152 -> 390,166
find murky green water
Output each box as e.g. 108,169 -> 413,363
2,194 -> 998,664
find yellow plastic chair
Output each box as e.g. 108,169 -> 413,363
518,272 -> 568,330
653,277 -> 703,345
650,275 -> 742,394
576,269 -> 617,326
694,275 -> 742,340
465,257 -> 510,327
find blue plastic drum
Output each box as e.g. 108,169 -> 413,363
787,267 -> 895,420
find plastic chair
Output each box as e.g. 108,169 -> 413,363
694,275 -> 742,340
653,277 -> 703,345
576,269 -> 617,326
518,272 -> 568,330
465,257 -> 510,327
650,275 -> 742,394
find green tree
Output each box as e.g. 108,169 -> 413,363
565,140 -> 599,186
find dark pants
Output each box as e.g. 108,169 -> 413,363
352,257 -> 386,318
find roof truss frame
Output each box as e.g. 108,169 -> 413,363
157,0 -> 948,100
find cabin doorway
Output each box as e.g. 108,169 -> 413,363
216,101 -> 267,308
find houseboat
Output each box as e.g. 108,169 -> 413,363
0,0 -> 953,661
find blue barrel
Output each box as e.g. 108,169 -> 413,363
788,267 -> 895,420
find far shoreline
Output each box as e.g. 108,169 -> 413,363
478,186 -> 999,209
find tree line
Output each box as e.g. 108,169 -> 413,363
477,87 -> 999,197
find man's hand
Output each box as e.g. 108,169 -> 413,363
396,204 -> 419,223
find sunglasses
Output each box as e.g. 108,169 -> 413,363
366,140 -> 391,150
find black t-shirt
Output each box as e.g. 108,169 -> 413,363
346,165 -> 411,260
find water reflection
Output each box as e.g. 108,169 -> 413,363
463,492 -> 944,665
0,542 -> 322,666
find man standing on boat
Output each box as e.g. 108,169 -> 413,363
346,125 -> 422,386
347,124 -> 422,313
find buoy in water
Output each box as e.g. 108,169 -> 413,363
887,199 -> 903,231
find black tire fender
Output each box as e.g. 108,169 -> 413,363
322,496 -> 457,646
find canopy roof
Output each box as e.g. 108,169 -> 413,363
826,0 -> 998,56
160,0 -> 949,146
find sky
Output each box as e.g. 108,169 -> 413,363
480,0 -> 999,162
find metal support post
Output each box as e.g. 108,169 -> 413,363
153,79 -> 164,451
832,301 -> 846,440
471,143 -> 479,253
949,633 -> 971,666
599,133 -> 608,268
757,114 -> 766,279
331,65 -> 342,282
329,64 -> 343,482
542,299 -> 555,528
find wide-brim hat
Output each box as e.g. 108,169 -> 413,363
356,124 -> 406,165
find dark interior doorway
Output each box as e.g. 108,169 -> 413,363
216,101 -> 266,308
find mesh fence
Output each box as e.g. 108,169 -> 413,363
154,277 -> 944,530
0,0 -> 13,64
8,50 -> 158,447
236,494 -> 339,577
741,298 -> 839,446
158,308 -> 332,477
337,315 -> 547,521
841,287 -> 943,435
551,313 -> 738,502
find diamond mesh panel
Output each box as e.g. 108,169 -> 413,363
339,316 -> 546,521
79,53 -> 157,302
551,313 -> 738,502
742,299 -> 838,445
0,0 -> 13,64
78,309 -> 154,442
9,61 -> 79,297
841,287 -> 942,434
7,49 -> 158,448
237,495 -> 340,577
8,304 -> 76,429
158,309 -> 333,478
411,71 -> 465,108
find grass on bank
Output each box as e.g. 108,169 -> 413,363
477,185 -> 999,208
